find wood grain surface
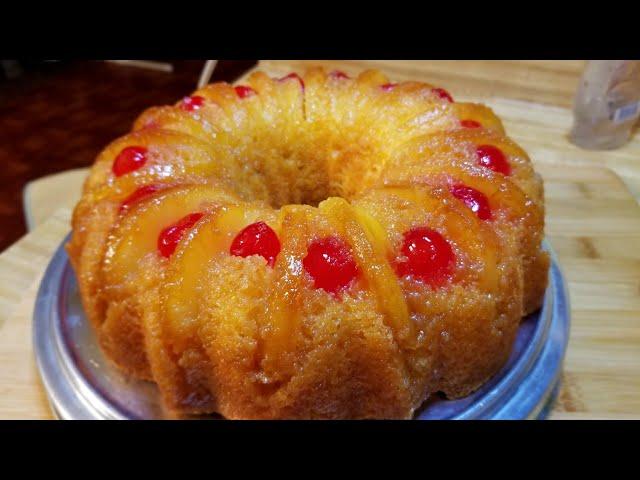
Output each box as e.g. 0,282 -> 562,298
0,60 -> 639,419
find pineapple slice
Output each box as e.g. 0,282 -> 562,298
83,128 -> 247,200
99,185 -> 237,376
156,201 -> 277,410
162,202 -> 276,339
193,81 -> 255,128
355,186 -> 522,398
103,184 -> 238,286
381,162 -> 540,225
133,106 -> 222,142
355,186 -> 501,295
318,197 -> 414,348
379,155 -> 545,314
449,103 -> 506,134
68,127 -> 244,332
387,129 -> 543,205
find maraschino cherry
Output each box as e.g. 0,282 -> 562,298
449,184 -> 492,220
460,119 -> 481,129
157,212 -> 204,258
230,221 -> 281,267
119,184 -> 165,213
234,85 -> 257,99
432,87 -> 454,103
330,70 -> 350,80
303,236 -> 358,295
395,227 -> 455,287
476,145 -> 511,176
112,146 -> 147,177
279,73 -> 305,90
180,95 -> 205,112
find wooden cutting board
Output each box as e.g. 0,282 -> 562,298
0,61 -> 639,419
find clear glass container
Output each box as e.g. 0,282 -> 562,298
570,60 -> 640,150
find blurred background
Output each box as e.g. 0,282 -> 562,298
0,60 -> 257,252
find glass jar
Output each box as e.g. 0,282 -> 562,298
570,60 -> 640,150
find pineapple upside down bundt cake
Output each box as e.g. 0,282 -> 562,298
66,68 -> 549,419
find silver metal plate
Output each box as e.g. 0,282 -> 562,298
34,235 -> 570,420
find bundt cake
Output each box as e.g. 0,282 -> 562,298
66,67 -> 549,419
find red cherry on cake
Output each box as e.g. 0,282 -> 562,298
234,85 -> 257,99
476,144 -> 511,176
381,83 -> 398,92
119,184 -> 165,213
330,70 -> 350,80
460,119 -> 481,129
112,146 -> 148,177
432,87 -> 454,103
158,212 -> 204,258
303,236 -> 358,295
180,95 -> 205,112
279,73 -> 305,90
230,221 -> 281,267
395,227 -> 455,287
449,184 -> 492,221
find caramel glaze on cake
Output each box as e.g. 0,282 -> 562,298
66,68 -> 549,419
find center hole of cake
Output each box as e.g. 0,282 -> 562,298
258,146 -> 379,209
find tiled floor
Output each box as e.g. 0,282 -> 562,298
0,60 -> 256,252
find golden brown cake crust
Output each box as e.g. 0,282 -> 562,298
68,68 -> 548,419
